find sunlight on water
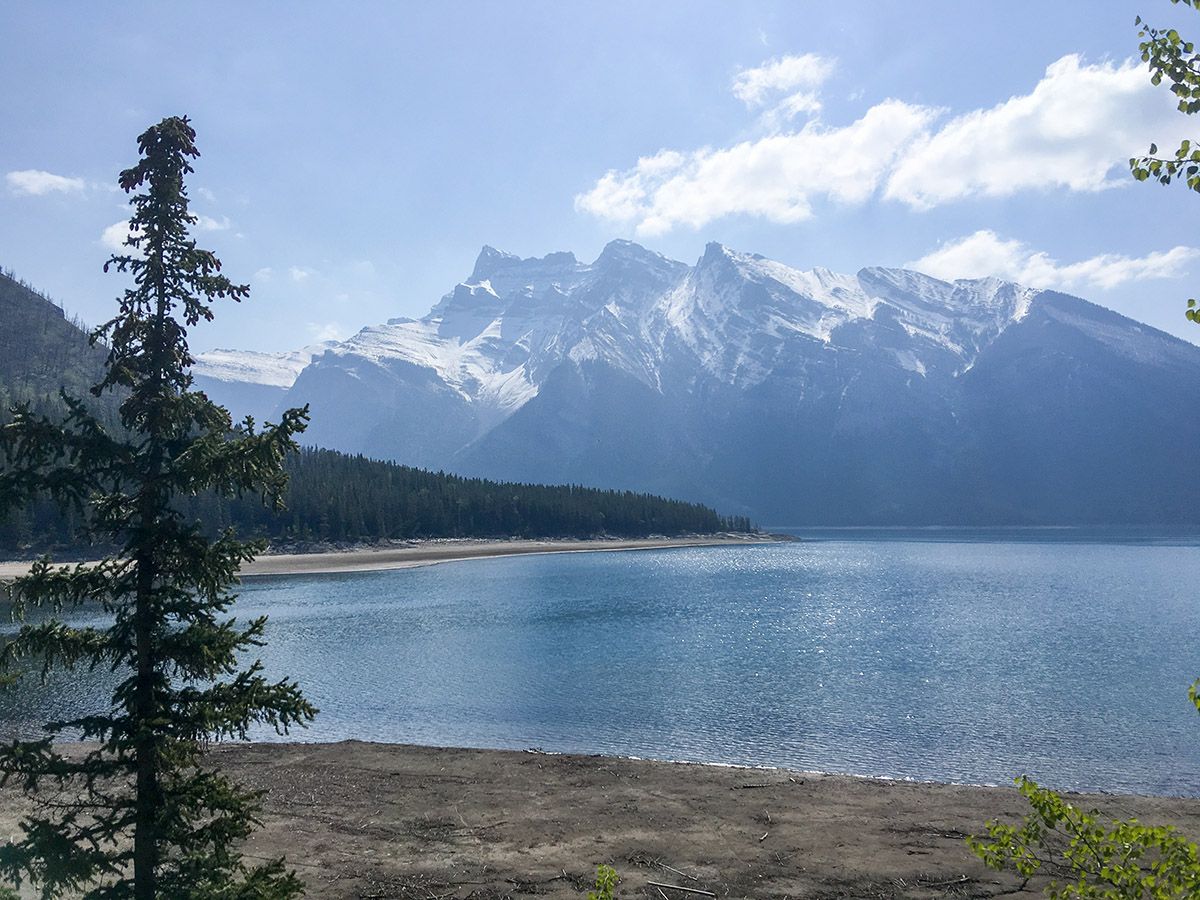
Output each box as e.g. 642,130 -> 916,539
3,530 -> 1200,795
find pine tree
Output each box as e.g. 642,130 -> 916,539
0,116 -> 315,899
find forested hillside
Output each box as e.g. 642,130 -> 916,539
0,267 -> 109,417
0,269 -> 751,554
193,448 -> 748,543
2,447 -> 748,554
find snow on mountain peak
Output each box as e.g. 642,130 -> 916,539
193,342 -> 335,388
854,266 -> 1041,364
858,266 -> 1036,323
204,241 -> 1056,437
950,275 -> 1038,323
593,238 -> 678,271
598,238 -> 648,255
469,245 -> 520,281
656,248 -> 1048,386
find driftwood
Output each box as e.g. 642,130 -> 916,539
655,861 -> 698,882
645,880 -> 717,897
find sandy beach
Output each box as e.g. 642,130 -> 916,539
3,741 -> 1197,898
0,533 -> 781,580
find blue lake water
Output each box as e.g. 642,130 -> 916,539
3,529 -> 1200,796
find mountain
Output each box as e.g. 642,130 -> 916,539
194,241 -> 1200,525
0,266 -> 745,552
193,342 -> 335,424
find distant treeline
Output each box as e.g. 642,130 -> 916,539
1,448 -> 754,555
195,448 -> 752,542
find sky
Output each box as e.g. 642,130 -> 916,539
4,1 -> 1200,352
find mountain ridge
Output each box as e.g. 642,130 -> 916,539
193,240 -> 1200,524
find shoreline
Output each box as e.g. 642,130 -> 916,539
3,740 -> 1196,898
220,738 -> 1200,801
0,533 -> 782,580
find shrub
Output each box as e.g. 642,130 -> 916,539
969,777 -> 1200,898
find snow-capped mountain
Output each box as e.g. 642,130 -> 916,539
194,344 -> 334,388
194,240 -> 1200,524
192,342 -> 335,424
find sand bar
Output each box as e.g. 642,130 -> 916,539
2,741 -> 1197,898
0,533 -> 782,580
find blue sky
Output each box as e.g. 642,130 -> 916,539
4,1 -> 1200,352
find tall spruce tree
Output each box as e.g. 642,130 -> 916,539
0,116 -> 315,899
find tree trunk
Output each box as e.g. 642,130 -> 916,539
132,549 -> 158,900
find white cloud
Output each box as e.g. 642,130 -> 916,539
732,54 -> 834,107
289,266 -> 314,283
576,100 -> 937,236
100,221 -> 139,253
194,214 -> 231,231
885,55 -> 1187,209
6,169 -> 86,196
758,91 -> 824,132
195,187 -> 217,202
253,267 -> 274,282
732,53 -> 835,131
102,216 -> 229,253
578,53 -> 1192,234
908,229 -> 1200,292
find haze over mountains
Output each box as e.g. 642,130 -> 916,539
193,240 -> 1200,525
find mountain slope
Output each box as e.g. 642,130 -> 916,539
192,343 -> 334,424
196,241 -> 1200,524
0,268 -> 108,413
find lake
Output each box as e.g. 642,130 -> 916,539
3,528 -> 1200,796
